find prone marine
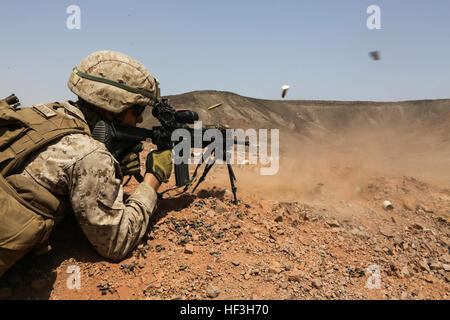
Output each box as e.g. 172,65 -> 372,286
0,50 -> 173,277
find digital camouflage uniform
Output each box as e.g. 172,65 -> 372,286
0,51 -> 161,277
18,101 -> 157,261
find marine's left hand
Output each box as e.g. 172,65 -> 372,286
120,143 -> 143,176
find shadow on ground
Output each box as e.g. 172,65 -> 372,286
0,213 -> 103,299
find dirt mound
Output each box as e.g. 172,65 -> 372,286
1,92 -> 449,300
2,168 -> 448,300
142,90 -> 450,142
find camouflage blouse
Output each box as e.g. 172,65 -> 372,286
19,101 -> 157,260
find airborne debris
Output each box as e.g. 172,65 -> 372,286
207,103 -> 222,111
281,85 -> 290,98
369,51 -> 381,61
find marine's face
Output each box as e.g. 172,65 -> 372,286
119,106 -> 144,126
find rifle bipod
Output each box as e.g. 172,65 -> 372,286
191,149 -> 239,205
155,147 -> 241,205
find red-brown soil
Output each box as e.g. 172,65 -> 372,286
0,92 -> 449,300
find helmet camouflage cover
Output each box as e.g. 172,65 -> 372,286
68,50 -> 160,114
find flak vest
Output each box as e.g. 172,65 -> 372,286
0,99 -> 91,277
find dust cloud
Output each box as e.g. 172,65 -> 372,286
206,123 -> 450,203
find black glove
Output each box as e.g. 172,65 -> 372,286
120,143 -> 143,176
145,149 -> 173,183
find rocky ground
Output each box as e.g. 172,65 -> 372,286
1,91 -> 450,300
0,141 -> 449,300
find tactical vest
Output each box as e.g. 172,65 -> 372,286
0,100 -> 91,277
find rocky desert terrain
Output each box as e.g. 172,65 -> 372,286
0,91 -> 449,300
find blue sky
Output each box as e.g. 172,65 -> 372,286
1,0 -> 449,106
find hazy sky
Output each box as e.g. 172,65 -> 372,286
1,0 -> 449,106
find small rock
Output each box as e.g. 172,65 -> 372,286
351,228 -> 368,239
419,259 -> 431,272
374,245 -> 383,253
400,266 -> 410,278
312,279 -> 322,289
224,189 -> 233,198
280,282 -> 288,290
268,261 -> 284,274
383,247 -> 394,256
215,206 -> 227,214
326,220 -> 340,228
0,287 -> 12,299
379,227 -> 394,238
138,259 -> 147,269
411,223 -> 424,231
274,215 -> 283,223
206,284 -> 220,298
441,254 -> 450,264
231,261 -> 241,267
423,274 -> 434,283
378,257 -> 389,264
420,205 -> 434,213
442,264 -> 450,272
288,270 -> 303,282
184,244 -> 194,254
429,262 -> 442,270
402,199 -> 414,211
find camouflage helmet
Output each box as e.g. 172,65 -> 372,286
68,50 -> 160,114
